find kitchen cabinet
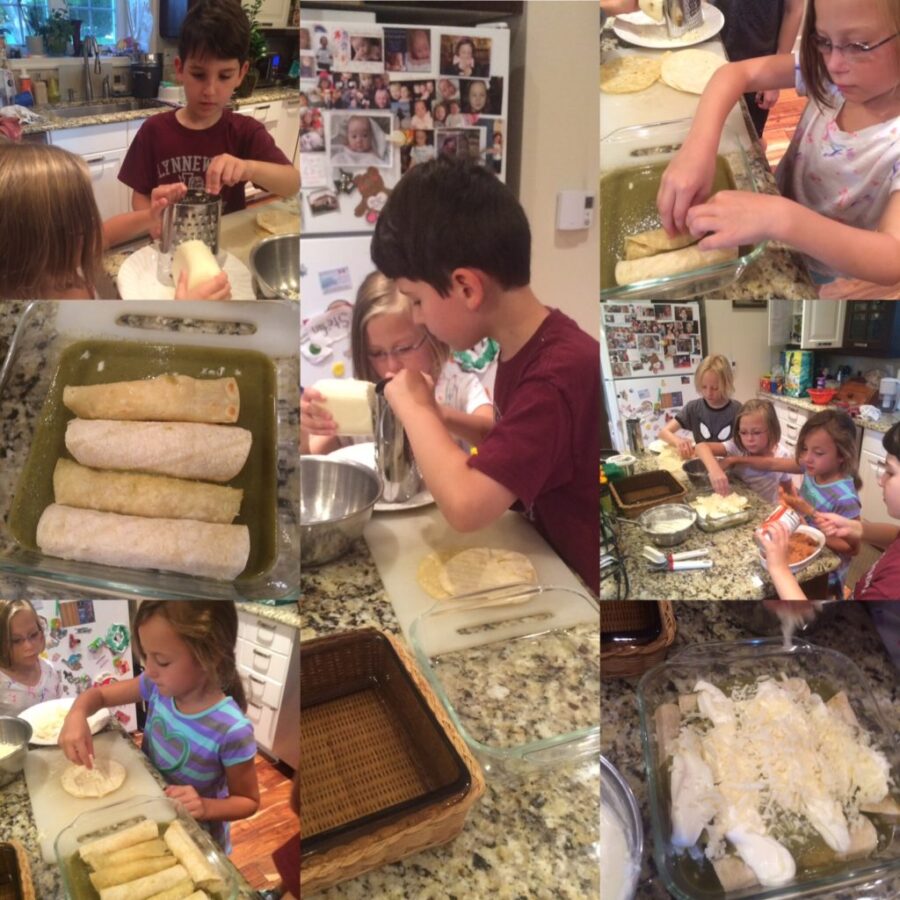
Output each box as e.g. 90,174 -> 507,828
859,429 -> 889,523
236,610 -> 299,769
256,0 -> 291,28
50,122 -> 130,219
842,301 -> 900,357
768,299 -> 846,350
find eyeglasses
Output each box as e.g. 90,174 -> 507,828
811,31 -> 900,60
11,629 -> 43,647
367,331 -> 429,362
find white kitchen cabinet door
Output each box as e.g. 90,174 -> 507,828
800,300 -> 846,349
859,430 -> 890,523
256,0 -> 290,28
768,299 -> 793,346
277,96 -> 300,165
235,102 -> 281,199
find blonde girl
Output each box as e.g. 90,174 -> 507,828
695,398 -> 795,502
0,600 -> 61,716
59,601 -> 259,852
0,143 -> 230,299
659,353 -> 740,458
301,271 -> 494,454
658,0 -> 900,289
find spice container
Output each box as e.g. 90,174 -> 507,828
753,503 -> 802,552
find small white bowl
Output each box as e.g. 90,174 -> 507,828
757,524 -> 826,573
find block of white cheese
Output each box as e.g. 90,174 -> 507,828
639,0 -> 664,22
172,240 -> 222,291
314,378 -> 375,435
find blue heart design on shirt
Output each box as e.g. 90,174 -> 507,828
147,714 -> 190,773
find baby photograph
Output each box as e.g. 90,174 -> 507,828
328,112 -> 393,168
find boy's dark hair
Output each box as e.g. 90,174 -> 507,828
371,158 -> 531,295
884,421 -> 900,459
179,0 -> 250,65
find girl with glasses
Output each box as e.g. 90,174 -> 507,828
657,0 -> 900,290
301,271 -> 494,455
0,600 -> 62,716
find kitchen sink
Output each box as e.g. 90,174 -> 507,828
47,98 -> 170,119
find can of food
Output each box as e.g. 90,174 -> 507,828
754,504 -> 802,551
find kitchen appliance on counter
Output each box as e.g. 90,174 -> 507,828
255,51 -> 283,87
879,377 -> 900,411
131,53 -> 163,99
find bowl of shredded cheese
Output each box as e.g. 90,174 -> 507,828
0,716 -> 32,788
637,502 -> 697,547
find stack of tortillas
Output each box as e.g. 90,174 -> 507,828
600,55 -> 662,94
417,547 -> 538,599
660,48 -> 727,94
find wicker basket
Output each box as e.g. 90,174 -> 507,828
300,628 -> 485,894
610,471 -> 687,519
0,841 -> 36,900
601,601 -> 676,678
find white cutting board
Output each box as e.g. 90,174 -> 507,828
363,507 -> 596,653
24,730 -> 165,862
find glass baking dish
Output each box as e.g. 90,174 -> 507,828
0,301 -> 299,601
409,584 -> 600,778
693,509 -> 753,533
601,118 -> 767,300
636,639 -> 900,900
55,794 -> 240,900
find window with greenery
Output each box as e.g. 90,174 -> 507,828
69,1 -> 115,44
0,2 -> 31,45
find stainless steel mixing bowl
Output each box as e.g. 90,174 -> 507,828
301,457 -> 382,566
250,233 -> 300,300
0,716 -> 32,788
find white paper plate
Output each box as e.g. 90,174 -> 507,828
613,3 -> 724,49
116,244 -> 256,300
330,441 -> 435,512
757,524 -> 826,574
18,697 -> 111,746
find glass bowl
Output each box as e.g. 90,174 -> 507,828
601,755 -> 643,900
600,118 -> 767,300
55,794 -> 240,900
636,639 -> 900,900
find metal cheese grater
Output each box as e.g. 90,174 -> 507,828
374,378 -> 423,503
665,0 -> 703,38
156,189 -> 223,285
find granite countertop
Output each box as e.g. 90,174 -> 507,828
758,391 -> 900,435
600,23 -> 817,302
22,87 -> 298,134
601,600 -> 900,899
0,722 -> 256,899
0,301 -> 299,602
301,541 -> 600,898
602,454 -> 840,600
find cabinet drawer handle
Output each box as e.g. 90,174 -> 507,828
249,675 -> 266,685
253,648 -> 271,661
84,155 -> 106,165
284,99 -> 300,106
254,104 -> 271,112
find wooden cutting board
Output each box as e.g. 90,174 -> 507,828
363,507 -> 596,654
23,730 -> 165,862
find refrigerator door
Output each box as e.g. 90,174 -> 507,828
610,374 -> 699,449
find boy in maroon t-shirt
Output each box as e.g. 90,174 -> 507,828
118,0 -> 299,218
370,159 -> 600,595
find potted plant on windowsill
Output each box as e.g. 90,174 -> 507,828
40,2 -> 74,57
234,0 -> 266,99
24,3 -> 45,56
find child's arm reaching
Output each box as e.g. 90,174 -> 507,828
102,183 -> 188,248
726,454 -> 802,473
695,441 -> 729,496
205,156 -> 300,199
657,53 -> 795,235
659,418 -> 694,459
165,759 -> 260,822
439,402 -> 494,447
58,678 -> 143,768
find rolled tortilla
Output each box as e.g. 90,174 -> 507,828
63,375 -> 239,424
54,459 -> 244,524
78,819 -> 159,862
615,245 -> 738,286
36,504 -> 250,581
655,703 -> 681,768
144,882 -> 196,900
87,839 -> 169,869
836,815 -> 878,859
712,856 -> 758,892
65,419 -> 252,483
163,821 -> 224,893
624,227 -> 698,260
90,857 -> 179,890
98,864 -> 188,900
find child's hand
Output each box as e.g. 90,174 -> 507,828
710,466 -> 729,496
761,521 -> 791,570
687,191 -> 787,250
174,270 -> 231,301
165,784 -> 207,819
676,437 -> 694,459
59,711 -> 95,769
383,369 -> 439,418
300,387 -> 336,437
755,89 -> 780,110
814,512 -> 863,542
657,143 -> 717,236
148,183 -> 188,240
205,154 -> 252,195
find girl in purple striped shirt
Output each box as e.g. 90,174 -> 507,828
60,601 -> 259,852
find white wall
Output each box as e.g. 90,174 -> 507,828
704,299 -> 772,402
510,1 -> 599,337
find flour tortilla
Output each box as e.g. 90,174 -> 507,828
438,547 -> 537,596
417,549 -> 459,599
661,49 -> 727,95
600,56 -> 661,94
97,864 -> 189,900
78,819 -> 160,862
615,245 -> 737,285
144,883 -> 197,900
90,857 -> 179,890
63,375 -> 239,424
53,459 -> 244,524
65,419 -> 252,483
624,227 -> 699,260
256,208 -> 300,235
163,820 -> 224,893
61,759 -> 126,799
88,840 -> 169,869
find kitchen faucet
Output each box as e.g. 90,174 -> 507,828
82,35 -> 100,101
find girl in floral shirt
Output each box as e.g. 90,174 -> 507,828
0,600 -> 61,716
